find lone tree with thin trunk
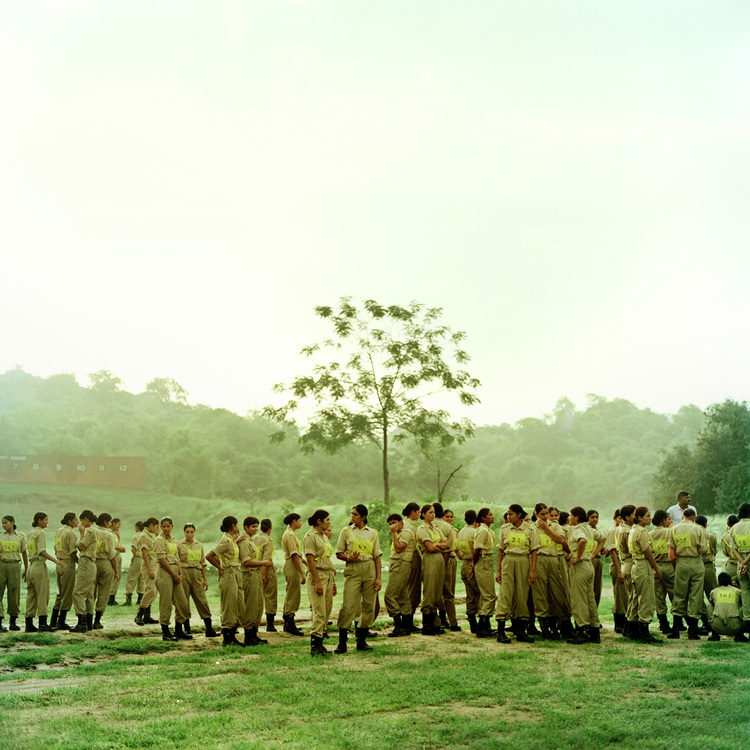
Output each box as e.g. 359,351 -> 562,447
262,298 -> 481,510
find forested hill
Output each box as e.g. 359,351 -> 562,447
0,368 -> 707,514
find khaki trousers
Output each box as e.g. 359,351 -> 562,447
610,561 -> 627,615
0,561 -> 22,618
632,559 -> 656,624
325,569 -> 335,622
307,567 -> 334,638
53,559 -> 76,611
592,556 -> 603,606
407,553 -> 422,613
570,560 -> 598,627
283,558 -> 301,616
654,561 -> 675,615
218,567 -> 241,629
622,559 -> 638,621
724,559 -> 738,585
384,557 -> 412,616
109,556 -> 122,596
707,603 -> 743,636
73,557 -> 97,615
475,555 -> 497,617
338,560 -> 377,628
495,555 -> 530,621
738,562 -> 750,622
181,567 -> 211,620
461,558 -> 480,615
702,562 -> 718,613
141,569 -> 157,609
156,564 -> 190,625
263,566 -> 278,615
532,554 -> 566,618
672,556 -> 705,619
25,560 -> 50,617
125,554 -> 145,596
442,556 -> 458,626
95,559 -> 115,613
240,568 -> 263,628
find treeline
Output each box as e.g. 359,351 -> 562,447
1,368 -> 731,514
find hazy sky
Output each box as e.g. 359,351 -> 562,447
2,0 -> 748,426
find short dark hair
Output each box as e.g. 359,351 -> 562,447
586,509 -> 599,519
683,508 -> 696,519
464,509 -> 477,525
718,572 -> 732,586
243,516 -> 259,530
387,513 -> 401,524
696,515 -> 707,528
677,491 -> 691,500
432,502 -> 444,518
738,503 -> 750,520
569,507 -> 587,523
260,518 -> 272,533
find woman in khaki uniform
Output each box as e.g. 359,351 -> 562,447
255,519 -> 278,632
238,516 -> 274,646
532,503 -> 567,640
154,516 -> 191,641
606,510 -> 627,633
628,506 -> 663,643
402,502 -> 422,632
71,510 -> 98,632
124,521 -> 146,607
0,515 -> 27,632
471,508 -> 497,638
616,505 -> 637,637
721,515 -> 739,583
697,515 -> 718,633
92,513 -> 118,630
729,502 -> 750,635
51,512 -> 78,630
567,506 -> 603,645
134,518 -> 160,627
384,513 -> 415,637
108,517 -> 126,605
458,510 -> 480,633
416,504 -> 449,637
304,509 -> 335,656
434,506 -> 461,632
494,504 -> 540,644
206,516 -> 243,647
25,513 -> 67,632
281,513 -> 306,636
650,509 -> 674,634
179,523 -> 218,637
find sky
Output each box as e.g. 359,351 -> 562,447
1,0 -> 749,427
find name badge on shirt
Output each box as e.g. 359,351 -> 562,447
508,531 -> 527,549
2,541 -> 19,553
351,537 -> 374,556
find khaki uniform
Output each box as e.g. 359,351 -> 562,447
94,527 -> 116,613
337,524 -> 382,629
668,520 -> 708,619
179,539 -> 211,620
702,532 -> 718,609
155,535 -> 189,626
53,526 -> 77,611
0,530 -> 26,619
588,524 -> 603,606
125,530 -> 146,596
495,521 -> 540,622
458,525 -> 480,616
650,527 -> 675,615
532,521 -> 566,619
238,537 -> 263,629
403,517 -> 422,613
139,531 -> 158,609
606,526 -> 627,616
384,527 -> 415,616
707,585 -> 743,636
254,531 -> 277,616
212,533 -> 241,629
25,528 -> 50,617
435,517 -> 459,626
628,524 -> 656,624
109,531 -> 124,596
616,523 -> 637,621
721,529 -> 738,583
473,524 -> 497,617
282,528 -> 304,616
304,528 -> 334,638
417,521 -> 446,616
730,518 -> 750,622
73,526 -> 98,615
569,523 -> 602,628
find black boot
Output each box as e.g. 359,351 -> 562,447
496,620 -> 511,644
50,609 -> 59,629
9,616 -> 19,631
174,621 -> 193,640
657,614 -> 671,634
539,617 -> 552,640
467,614 -> 478,634
668,615 -> 682,639
161,624 -> 178,641
405,614 -> 422,634
143,606 -> 158,624
56,611 -> 70,630
222,627 -> 243,647
70,614 -> 87,633
38,615 -> 55,632
686,616 -> 701,640
613,613 -> 624,634
388,614 -> 407,637
108,595 -> 118,606
25,616 -> 38,633
311,634 -> 330,657
559,619 -> 574,640
439,610 -> 449,630
93,612 -> 104,630
698,614 -> 710,636
639,622 -> 662,644
334,628 -> 348,654
86,614 -> 94,631
734,628 -> 748,643
184,619 -> 191,635
137,593 -> 143,605
356,627 -> 373,651
124,594 -> 133,606
0,619 -> 6,633
266,614 -> 277,632
708,630 -> 721,641
422,617 -> 438,636
566,626 -> 588,645
547,618 -> 561,641
204,618 -> 219,637
527,617 -> 541,636
476,615 -> 494,638
135,608 -> 145,626
287,615 -> 304,636
588,624 -> 601,643
246,626 -> 266,645
512,619 -> 534,643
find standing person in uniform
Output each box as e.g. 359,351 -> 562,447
51,512 -> 78,630
178,523 -> 218,637
304,510 -> 335,656
628,506 -> 662,643
402,502 -> 422,632
255,519 -> 278,633
71,510 -> 98,632
459,510 -> 480,633
383,513 -> 415,638
696,515 -> 717,635
334,505 -> 382,652
616,505 -> 637,638
154,516 -> 192,641
707,572 -> 747,642
123,521 -> 145,607
25,513 -> 67,632
606,509 -> 626,633
281,513 -> 306,636
108,518 -> 126,606
0,515 -> 27,632
206,516 -> 243,647
134,518 -> 160,627
472,508 -> 497,638
92,513 -> 118,630
650,510 -> 675,634
433,503 -> 460,632
494,504 -> 539,644
730,502 -> 750,637
587,510 -> 604,607
721,515 -> 739,584
532,503 -> 567,640
567,506 -> 604,644
668,508 -> 708,640
238,516 -> 274,646
415,504 -> 449,637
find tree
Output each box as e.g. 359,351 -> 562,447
87,370 -> 123,393
262,298 -> 481,509
144,377 -> 189,405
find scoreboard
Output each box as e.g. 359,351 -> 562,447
0,455 -> 146,490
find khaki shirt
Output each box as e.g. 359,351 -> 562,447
535,520 -> 563,557
140,531 -> 157,563
238,537 -> 260,572
26,528 -> 46,562
389,527 -> 415,563
282,528 -> 302,560
473,524 -> 495,557
668,520 -> 708,558
569,524 -> 595,562
78,526 -> 99,561
497,521 -> 540,556
95,527 -> 116,561
417,521 -> 446,554
588,525 -> 604,558
709,585 -> 742,619
154,535 -> 180,564
337,524 -> 382,561
435,518 -> 458,557
616,524 -> 634,562
649,527 -> 671,563
628,525 -> 653,561
54,526 -> 77,561
254,532 -> 274,564
721,529 -> 734,559
605,526 -> 618,553
730,518 -> 750,555
703,531 -> 717,563
178,539 -> 205,569
0,530 -> 26,562
212,533 -> 240,569
458,525 -> 477,559
131,530 -> 143,556
303,528 -> 334,571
